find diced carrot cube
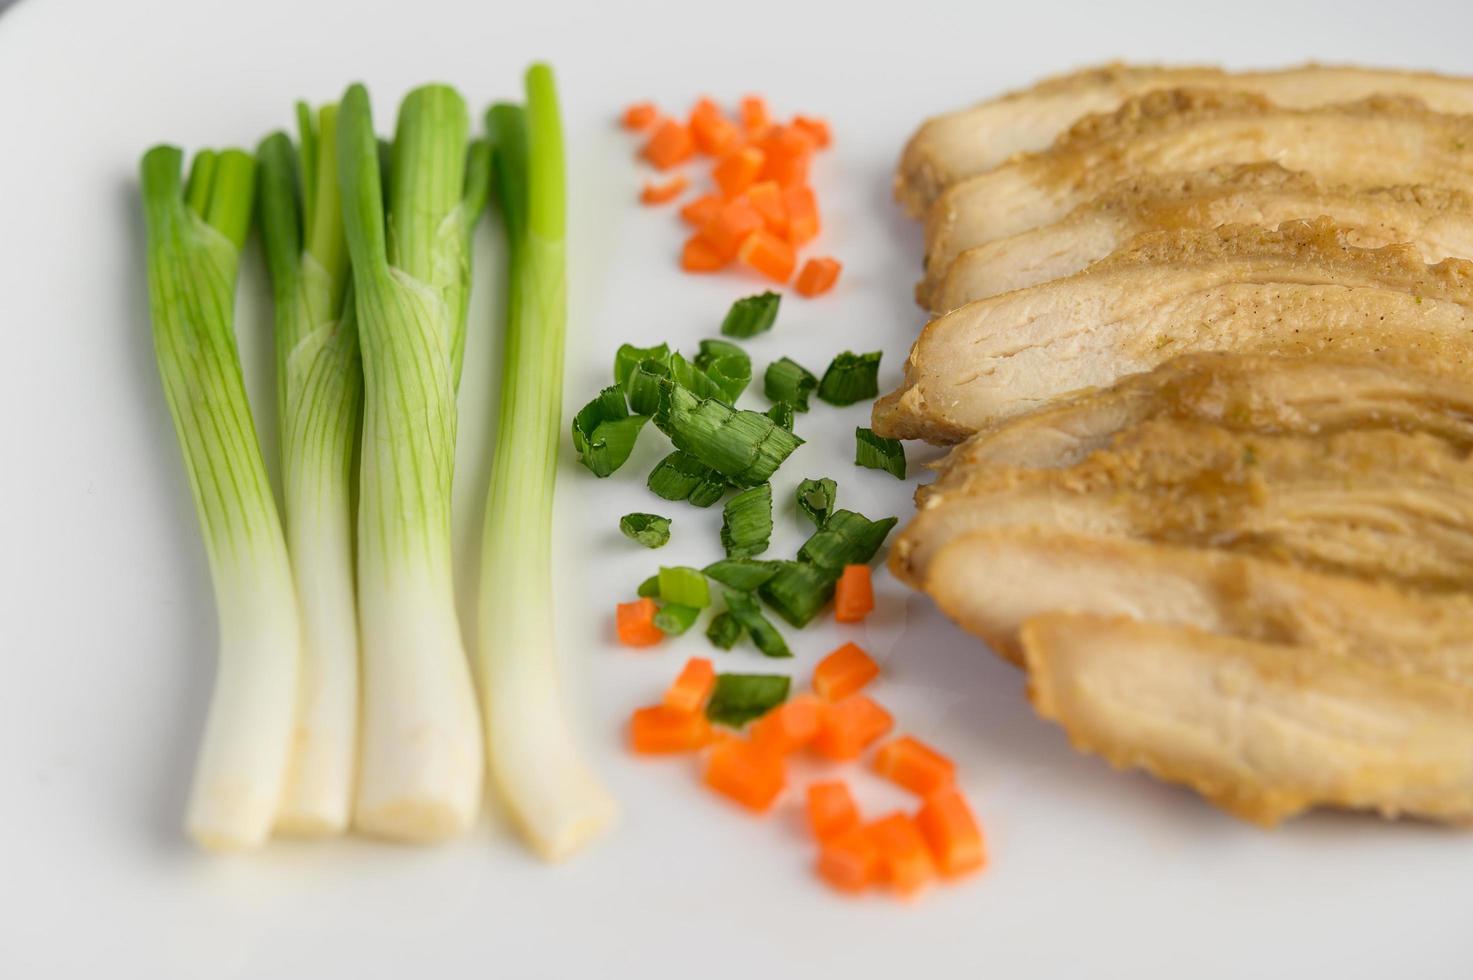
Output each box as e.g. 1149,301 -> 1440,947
832,562 -> 871,618
796,257 -> 843,298
679,192 -> 723,227
792,114 -> 832,149
630,705 -> 713,754
713,146 -> 766,198
813,641 -> 880,701
757,127 -> 814,189
812,695 -> 893,761
664,657 -> 717,714
642,119 -> 695,170
782,186 -> 820,245
621,102 -> 659,131
806,780 -> 861,842
681,235 -> 726,272
874,735 -> 956,797
751,694 -> 821,754
915,789 -> 987,877
704,737 -> 785,812
740,95 -> 772,137
737,229 -> 796,284
744,180 -> 787,236
616,597 -> 663,647
698,197 -> 763,260
767,124 -> 818,160
865,813 -> 935,896
816,825 -> 879,893
690,97 -> 741,156
640,175 -> 688,205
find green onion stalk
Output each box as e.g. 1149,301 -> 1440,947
478,65 -> 618,859
140,146 -> 301,849
338,83 -> 490,841
255,104 -> 362,836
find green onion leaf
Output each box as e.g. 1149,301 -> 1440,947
724,590 -> 791,658
647,451 -> 728,507
668,351 -> 726,403
615,342 -> 671,387
765,402 -> 795,431
720,484 -> 773,559
800,509 -> 899,572
695,339 -> 752,402
817,351 -> 882,406
703,558 -> 781,591
855,427 -> 907,479
706,673 -> 791,726
796,477 -> 838,528
763,357 -> 818,411
619,513 -> 671,548
696,338 -> 747,366
658,566 -> 711,609
637,574 -> 661,598
705,612 -> 744,650
654,603 -> 701,636
658,383 -> 803,487
757,561 -> 840,628
626,357 -> 671,416
720,291 -> 781,338
572,385 -> 648,477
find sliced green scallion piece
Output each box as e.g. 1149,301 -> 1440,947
757,560 -> 839,628
724,590 -> 792,658
720,484 -> 773,559
619,513 -> 671,548
796,477 -> 837,528
637,574 -> 662,598
625,358 -> 670,416
705,612 -> 744,650
763,357 -> 818,411
694,339 -> 752,403
658,566 -> 711,608
855,427 -> 907,479
658,383 -> 803,487
614,341 -> 671,387
668,351 -> 726,402
720,291 -> 781,338
572,385 -> 648,477
706,673 -> 791,726
765,402 -> 795,431
653,603 -> 702,636
703,558 -> 782,591
647,450 -> 728,507
799,509 -> 899,572
817,350 -> 882,406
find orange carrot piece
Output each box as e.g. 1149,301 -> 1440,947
915,789 -> 987,877
813,641 -> 880,701
806,780 -> 861,842
793,114 -> 832,149
622,102 -> 659,131
874,735 -> 956,797
704,737 -> 785,812
699,197 -> 764,260
616,597 -> 664,647
713,146 -> 766,199
690,97 -> 742,156
640,174 -> 689,205
757,127 -> 814,189
740,95 -> 772,137
795,256 -> 843,298
737,229 -> 797,284
680,235 -> 726,273
767,124 -> 817,161
831,562 -> 872,618
744,180 -> 788,236
679,192 -> 723,227
630,705 -> 713,754
751,694 -> 821,754
664,657 -> 717,714
866,812 -> 936,896
642,119 -> 695,169
812,695 -> 893,761
817,824 -> 880,892
782,185 -> 820,245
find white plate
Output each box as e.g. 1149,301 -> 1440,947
4,0 -> 1472,976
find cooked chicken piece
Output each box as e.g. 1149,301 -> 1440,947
929,164 -> 1473,311
896,62 -> 1473,218
1021,612 -> 1473,826
874,220 -> 1473,444
893,420 -> 1473,594
917,526 -> 1473,679
920,90 -> 1473,296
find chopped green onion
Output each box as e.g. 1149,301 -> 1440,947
654,603 -> 702,636
703,558 -> 782,591
763,357 -> 818,411
706,673 -> 791,726
818,350 -> 882,406
855,427 -> 907,479
637,574 -> 661,598
619,513 -> 671,548
695,339 -> 752,403
797,477 -> 838,528
706,612 -> 744,650
720,291 -> 781,338
720,484 -> 773,559
614,341 -> 671,387
625,358 -> 671,416
668,351 -> 725,402
572,385 -> 648,477
765,402 -> 795,431
658,383 -> 803,487
658,566 -> 711,608
724,590 -> 792,658
800,509 -> 898,571
697,338 -> 747,364
757,560 -> 839,628
647,451 -> 728,507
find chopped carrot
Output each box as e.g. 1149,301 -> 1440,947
874,736 -> 956,797
792,114 -> 832,148
737,229 -> 796,284
664,657 -> 717,714
640,175 -> 689,205
813,641 -> 880,701
699,197 -> 764,260
679,192 -> 723,227
713,146 -> 765,198
806,780 -> 861,842
865,812 -> 935,896
630,705 -> 713,754
832,565 -> 873,621
812,695 -> 893,760
744,180 -> 787,236
642,119 -> 695,170
621,102 -> 659,131
816,825 -> 879,893
681,235 -> 726,272
704,737 -> 785,812
690,97 -> 741,156
739,95 -> 772,137
751,694 -> 821,754
915,789 -> 987,877
616,597 -> 663,647
781,185 -> 820,245
757,126 -> 813,189
795,256 -> 843,298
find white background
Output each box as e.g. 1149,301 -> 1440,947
3,0 -> 1473,976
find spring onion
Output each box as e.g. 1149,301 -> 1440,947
703,558 -> 781,591
653,604 -> 702,636
658,566 -> 711,608
668,351 -> 725,402
765,402 -> 795,431
637,574 -> 662,598
614,341 -> 671,387
817,351 -> 882,406
720,291 -> 781,338
706,673 -> 791,726
338,82 -> 486,841
799,509 -> 898,571
724,590 -> 791,658
757,561 -> 839,628
694,339 -> 751,403
657,383 -> 803,486
619,512 -> 671,548
705,612 -> 744,650
625,359 -> 670,416
763,357 -> 817,411
573,385 -> 648,477
720,484 -> 773,559
256,105 -> 363,836
855,427 -> 907,479
796,477 -> 837,528
647,450 -> 727,507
